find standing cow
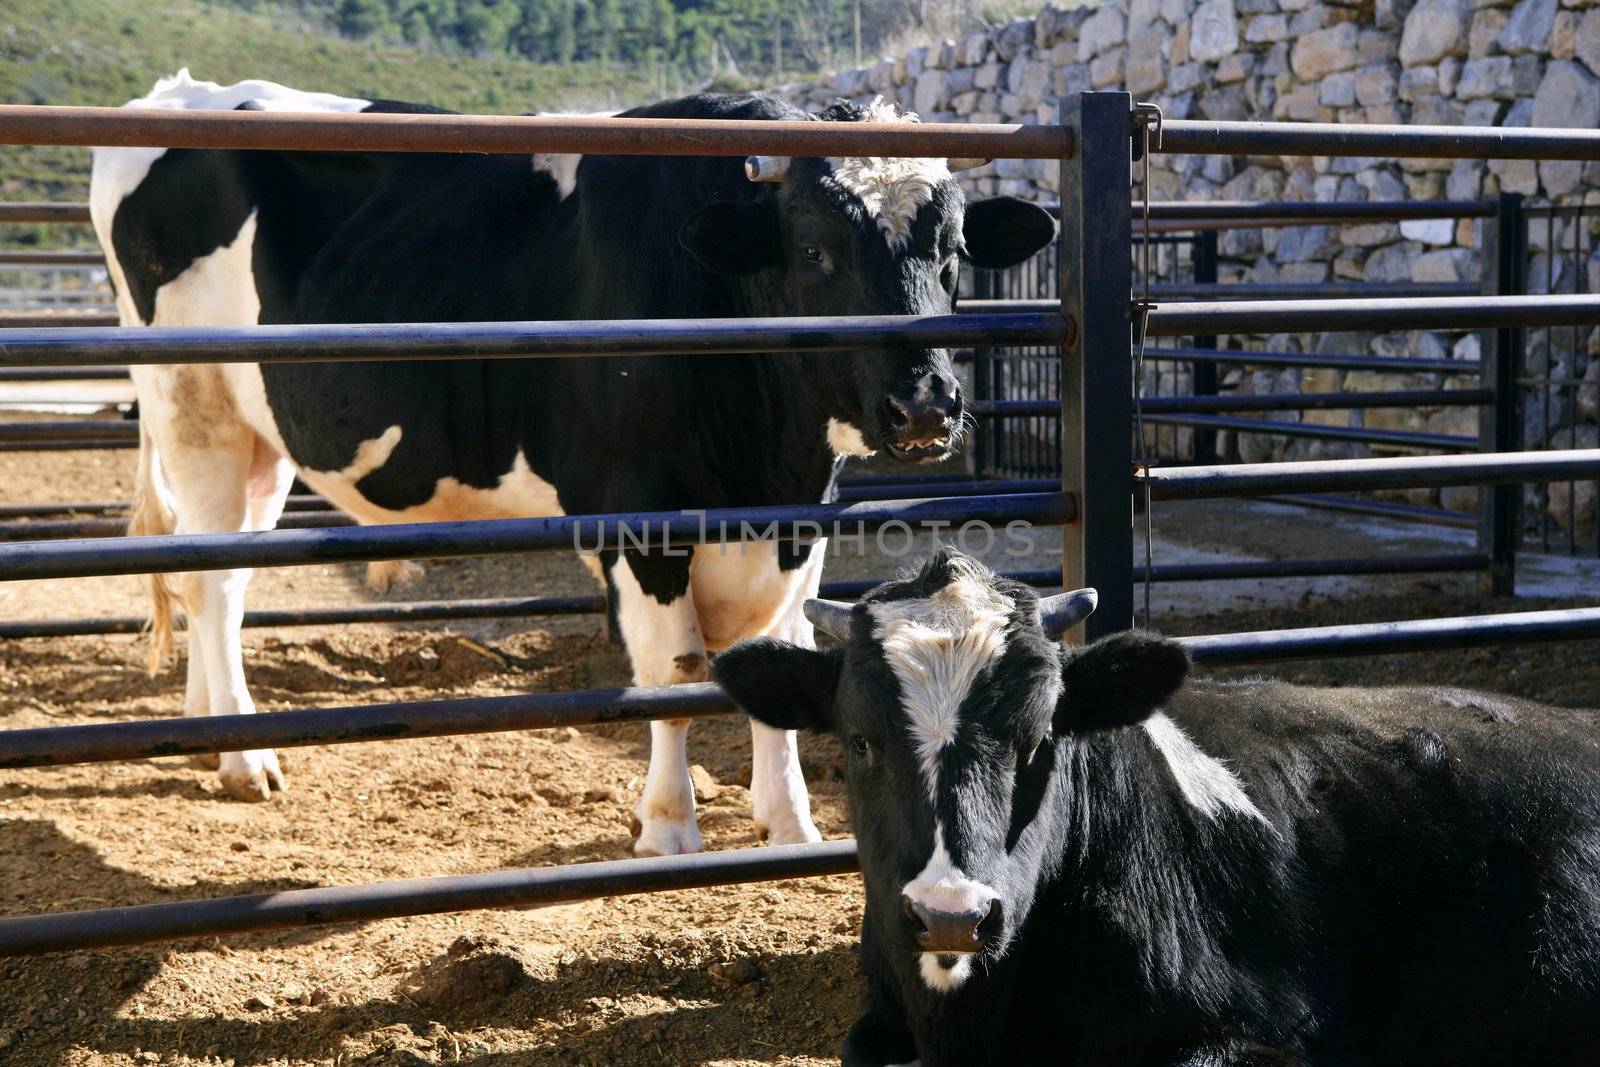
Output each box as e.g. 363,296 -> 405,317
90,73 -> 1057,855
713,548 -> 1600,1065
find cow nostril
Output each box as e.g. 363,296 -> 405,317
882,397 -> 911,429
945,391 -> 963,422
902,895 -> 929,933
975,899 -> 1001,946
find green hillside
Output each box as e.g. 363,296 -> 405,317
0,0 -> 655,247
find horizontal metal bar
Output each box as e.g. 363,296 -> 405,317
0,419 -> 137,441
2,550 -> 1495,638
1149,281 -> 1480,300
1039,199 -> 1498,223
1265,493 -> 1476,529
0,595 -> 609,638
1157,120 -> 1600,161
0,511 -> 349,542
1142,413 -> 1474,450
0,202 -> 92,223
0,313 -> 1068,367
0,439 -> 137,453
0,311 -> 118,329
0,839 -> 860,956
1148,390 -> 1492,413
0,561 -> 1062,636
1148,198 -> 1496,221
0,681 -> 743,769
823,478 -> 1050,501
1146,296 -> 1600,337
0,495 -> 326,519
1185,607 -> 1600,665
1145,451 -> 1600,500
0,493 -> 1075,581
1149,346 -> 1478,375
4,563 -> 1033,637
1148,552 -> 1489,582
0,251 -> 105,266
973,390 -> 1492,418
0,364 -> 129,381
0,104 -> 1073,159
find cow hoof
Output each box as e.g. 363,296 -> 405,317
218,749 -> 286,802
366,559 -> 423,594
633,820 -> 704,857
192,752 -> 222,771
759,817 -> 823,847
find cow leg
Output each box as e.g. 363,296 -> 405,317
154,411 -> 283,802
182,436 -> 293,777
610,550 -> 706,856
748,545 -> 826,847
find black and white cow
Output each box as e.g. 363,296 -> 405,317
90,72 -> 1056,855
713,548 -> 1600,1065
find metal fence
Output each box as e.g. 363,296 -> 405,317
0,96 -> 1598,956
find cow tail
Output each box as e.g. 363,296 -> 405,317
128,424 -> 178,674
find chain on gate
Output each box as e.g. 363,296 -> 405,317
1132,102 -> 1163,630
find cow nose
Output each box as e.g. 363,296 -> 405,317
902,894 -> 994,954
883,387 -> 961,450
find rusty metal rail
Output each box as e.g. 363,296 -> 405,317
0,104 -> 1074,158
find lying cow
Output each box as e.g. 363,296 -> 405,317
90,72 -> 1056,855
713,548 -> 1600,1065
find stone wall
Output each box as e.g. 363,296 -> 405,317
776,0 -> 1600,532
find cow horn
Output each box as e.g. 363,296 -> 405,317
947,157 -> 990,172
1038,588 -> 1098,640
745,156 -> 791,182
802,598 -> 854,642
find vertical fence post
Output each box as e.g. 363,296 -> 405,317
1478,192 -> 1524,597
1059,91 -> 1134,640
1191,229 -> 1220,464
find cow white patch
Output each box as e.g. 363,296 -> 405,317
150,211 -> 262,327
92,71 -> 369,327
827,417 -> 875,457
334,426 -> 403,482
903,822 -> 998,921
1142,712 -> 1265,822
826,99 -> 951,253
867,558 -> 1012,795
919,951 -> 974,993
531,110 -> 619,199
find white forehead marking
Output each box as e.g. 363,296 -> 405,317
903,822 -> 998,920
1142,712 -> 1265,823
867,557 -> 1012,796
826,98 -> 952,253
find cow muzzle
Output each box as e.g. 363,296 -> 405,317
881,380 -> 962,462
902,895 -> 998,954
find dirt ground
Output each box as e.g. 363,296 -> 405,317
2,439 -> 1599,1067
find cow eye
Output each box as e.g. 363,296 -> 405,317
850,734 -> 872,759
802,245 -> 824,263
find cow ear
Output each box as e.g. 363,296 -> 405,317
1054,630 -> 1190,735
711,638 -> 842,733
679,200 -> 783,275
961,196 -> 1058,270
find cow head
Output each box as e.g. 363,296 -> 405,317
712,548 -> 1189,994
677,100 -> 1057,464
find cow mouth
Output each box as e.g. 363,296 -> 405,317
886,437 -> 953,463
